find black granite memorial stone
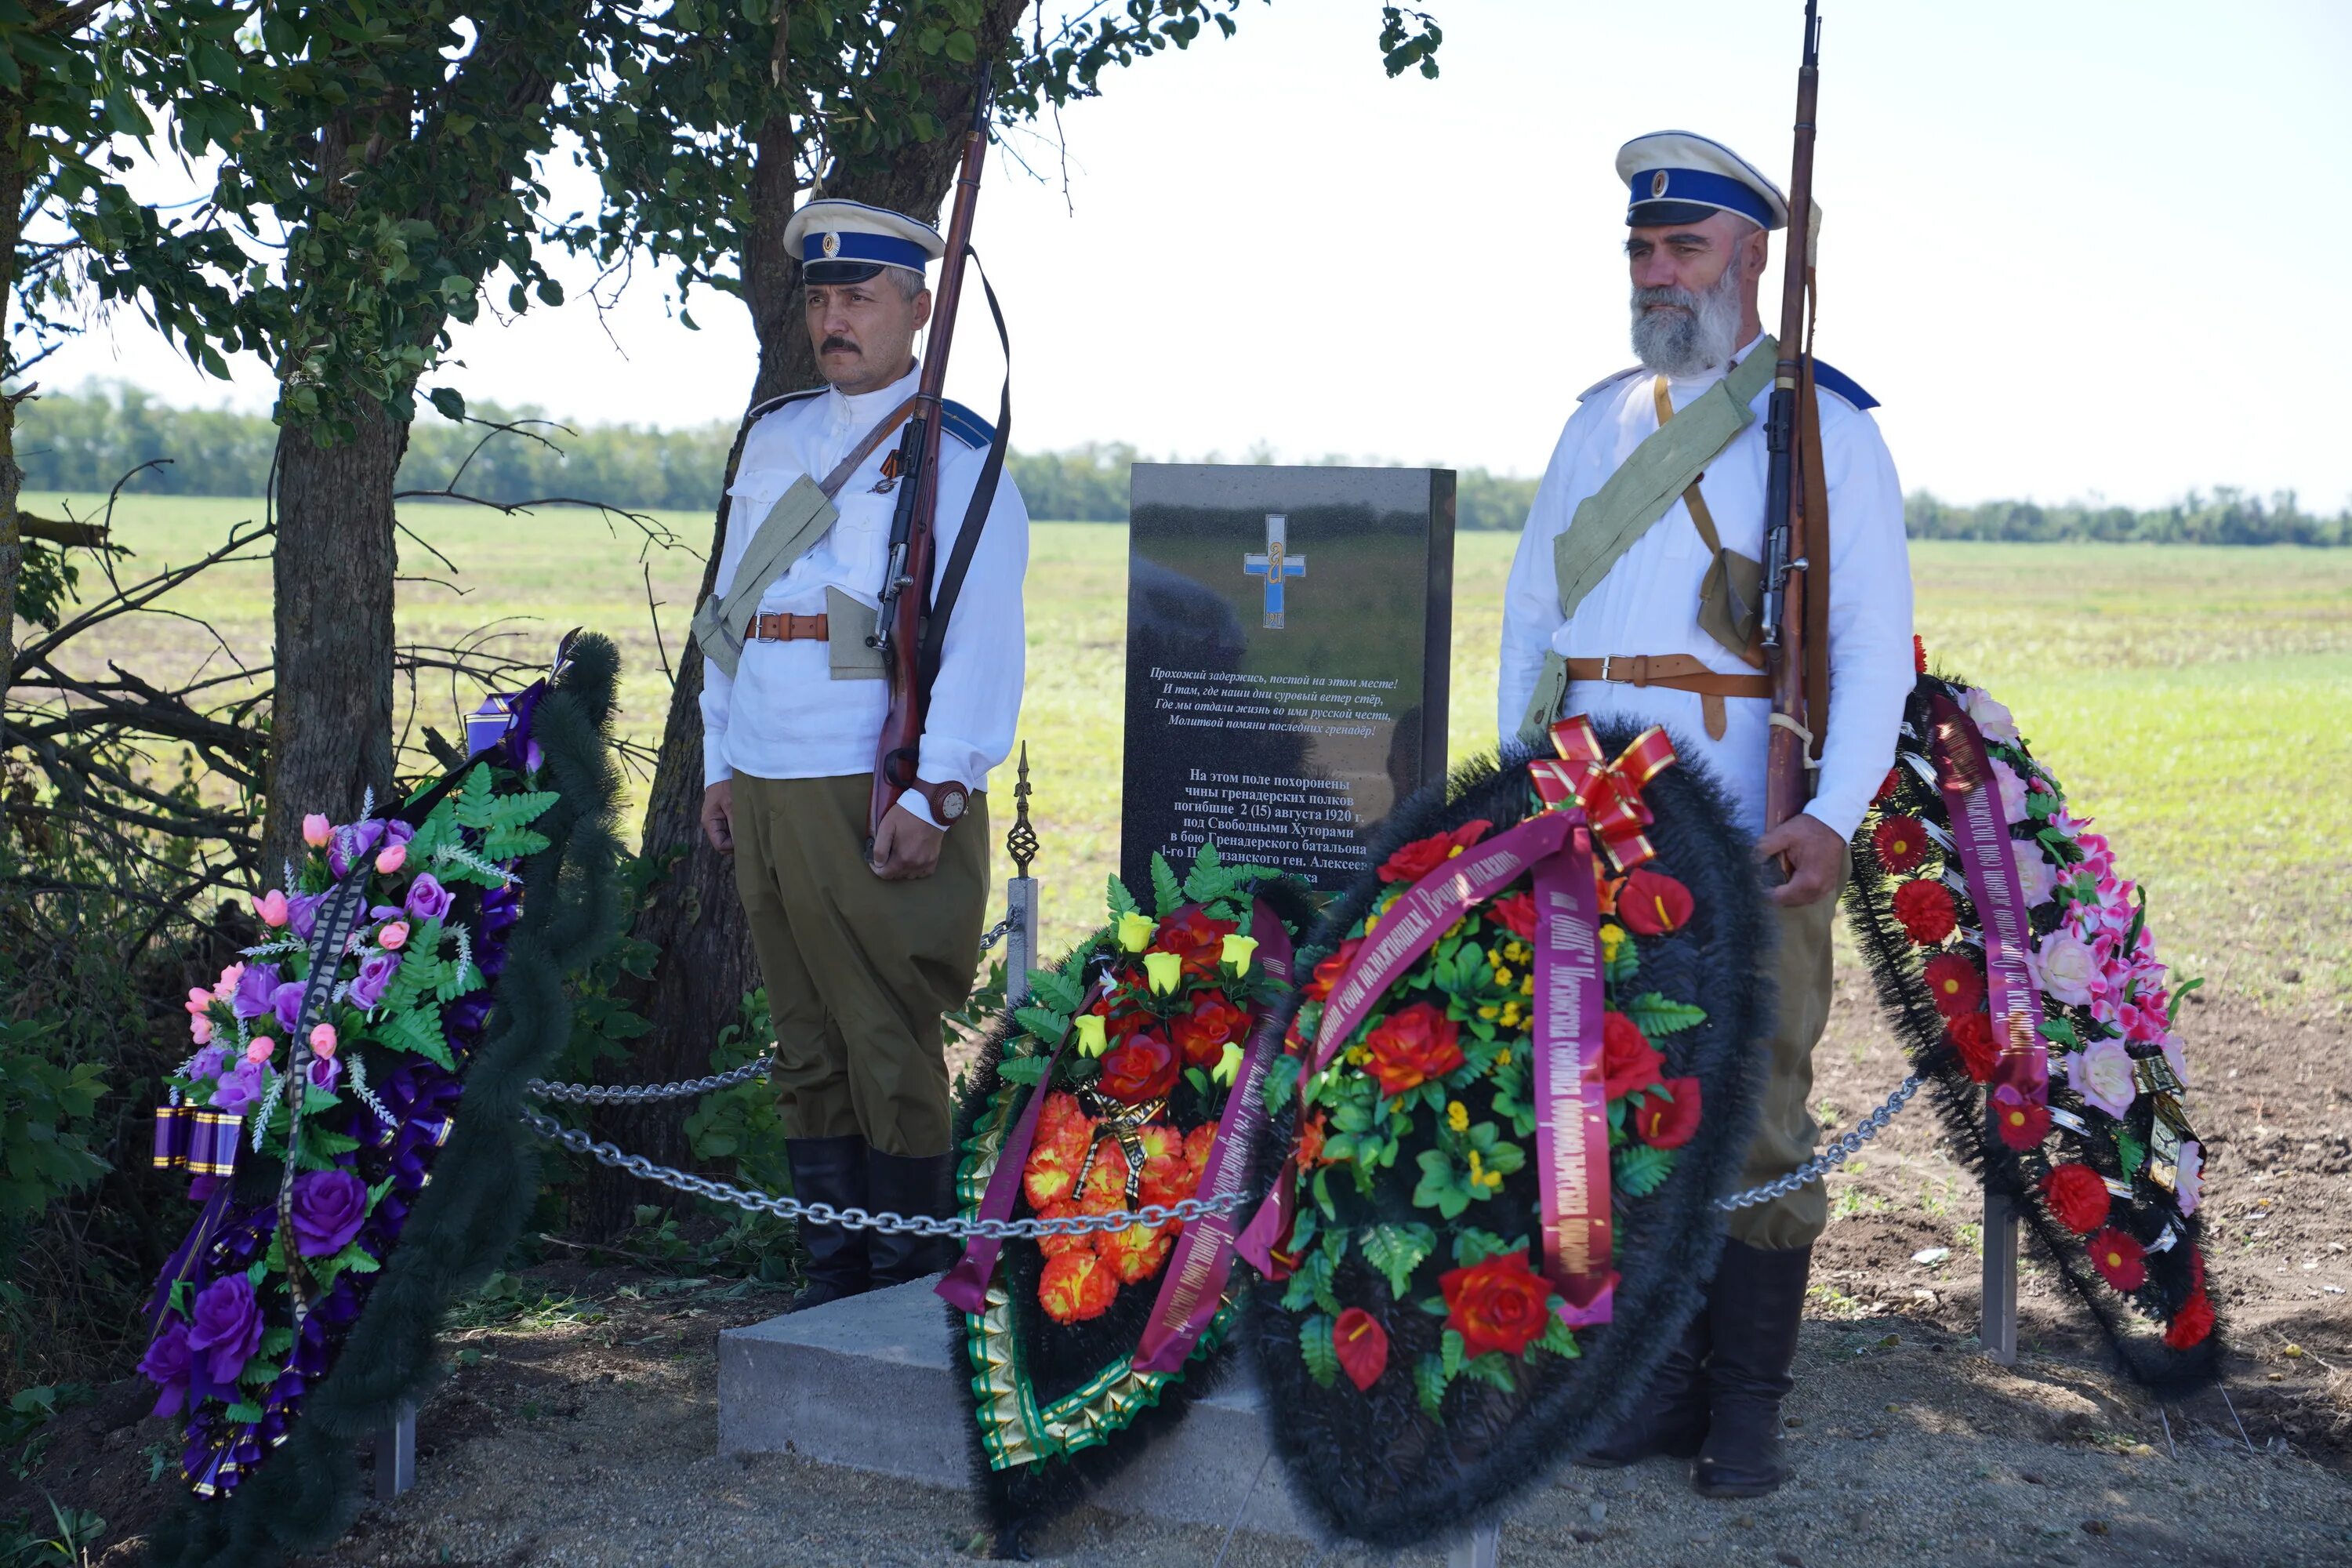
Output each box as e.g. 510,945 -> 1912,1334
1120,463 -> 1456,895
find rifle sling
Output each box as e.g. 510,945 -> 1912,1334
916,247 -> 1011,702
1798,326 -> 1833,764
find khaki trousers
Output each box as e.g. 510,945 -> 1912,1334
731,773 -> 990,1158
1725,851 -> 1849,1251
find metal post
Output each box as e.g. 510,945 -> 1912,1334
1003,743 -> 1040,1008
1981,1183 -> 2019,1365
374,1404 -> 416,1500
1446,1524 -> 1501,1568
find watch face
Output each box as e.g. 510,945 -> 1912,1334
937,786 -> 968,822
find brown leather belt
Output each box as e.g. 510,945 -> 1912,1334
746,612 -> 829,643
1565,654 -> 1771,742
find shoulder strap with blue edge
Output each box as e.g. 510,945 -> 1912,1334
916,245 -> 1011,701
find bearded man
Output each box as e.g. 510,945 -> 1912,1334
1498,132 -> 1913,1496
696,198 -> 1028,1306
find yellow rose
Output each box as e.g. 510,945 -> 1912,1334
1116,911 -> 1155,953
1143,951 -> 1183,994
1073,1014 -> 1108,1058
1212,1040 -> 1244,1086
1220,933 -> 1258,974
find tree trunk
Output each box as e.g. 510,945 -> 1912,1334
583,3 -> 1028,1234
260,396 -> 404,873
1,97 -> 27,698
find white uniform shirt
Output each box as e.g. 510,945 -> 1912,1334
1497,337 -> 1913,841
699,362 -> 1029,826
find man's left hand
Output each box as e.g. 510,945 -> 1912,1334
869,801 -> 946,881
1755,812 -> 1847,908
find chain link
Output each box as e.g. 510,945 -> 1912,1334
1713,1073 -> 1924,1211
523,1052 -> 775,1106
976,907 -> 1018,954
519,1108 -> 1241,1237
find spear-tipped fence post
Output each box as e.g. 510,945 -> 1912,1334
1004,743 -> 1040,1007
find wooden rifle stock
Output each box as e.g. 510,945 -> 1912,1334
1762,0 -> 1822,837
869,68 -> 997,840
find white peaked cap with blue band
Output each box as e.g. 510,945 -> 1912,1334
1617,130 -> 1822,260
782,198 -> 946,285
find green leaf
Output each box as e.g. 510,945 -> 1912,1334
1613,1143 -> 1673,1199
1359,1221 -> 1437,1300
222,1399 -> 267,1422
1531,1311 -> 1581,1359
1415,1352 -> 1450,1418
1027,969 -> 1084,1016
1624,993 -> 1706,1039
1440,1327 -> 1465,1377
1299,1314 -> 1339,1388
1461,1352 -> 1517,1393
1150,853 -> 1184,918
427,387 -> 466,421
2114,1126 -> 2147,1180
1013,1005 -> 1071,1046
1450,1227 -> 1514,1268
1412,1149 -> 1472,1220
2038,1015 -> 2081,1049
1106,875 -> 1139,918
996,1056 -> 1051,1087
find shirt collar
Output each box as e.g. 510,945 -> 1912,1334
828,360 -> 922,424
1666,332 -> 1769,390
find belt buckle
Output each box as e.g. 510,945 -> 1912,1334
1600,655 -> 1612,683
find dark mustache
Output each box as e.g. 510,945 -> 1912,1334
821,336 -> 860,354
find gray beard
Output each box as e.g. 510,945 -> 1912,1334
1629,263 -> 1746,378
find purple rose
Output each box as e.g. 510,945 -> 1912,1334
208,1059 -> 269,1115
403,873 -> 453,923
524,739 -> 545,774
270,980 -> 308,1035
230,963 -> 282,1021
307,1054 -> 341,1092
189,1044 -> 228,1082
286,891 -> 326,940
187,1274 -> 264,1386
289,1168 -> 369,1258
139,1319 -> 194,1416
349,950 -> 402,1010
330,818 -> 415,878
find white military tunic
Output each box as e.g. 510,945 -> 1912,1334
1497,336 -> 1913,841
700,361 -> 1029,826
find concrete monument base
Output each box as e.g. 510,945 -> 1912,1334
717,1275 -> 1314,1540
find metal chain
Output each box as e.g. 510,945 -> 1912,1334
977,906 -> 1018,954
524,1052 -> 775,1106
1713,1073 -> 1924,1211
520,1108 -> 1242,1237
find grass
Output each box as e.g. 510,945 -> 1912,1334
25,492 -> 2352,1001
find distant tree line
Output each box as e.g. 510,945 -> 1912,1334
19,383 -> 2350,543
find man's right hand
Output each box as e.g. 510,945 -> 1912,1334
702,779 -> 735,854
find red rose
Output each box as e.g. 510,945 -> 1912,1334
2087,1227 -> 2147,1292
1631,1076 -> 1702,1149
1303,937 -> 1364,1003
1333,1307 -> 1391,1392
1923,952 -> 1986,1018
1991,1083 -> 2048,1151
1152,906 -> 1240,977
2163,1288 -> 2215,1350
1872,815 -> 1929,873
1946,1011 -> 1997,1083
1038,1248 -> 1119,1323
1091,995 -> 1153,1047
1170,993 -> 1250,1069
1892,878 -> 1958,946
1616,869 -> 1694,936
2039,1162 -> 2111,1235
1362,1003 -> 1465,1098
1487,891 -> 1538,942
1096,1035 -> 1181,1105
1378,819 -> 1493,884
1601,1011 -> 1663,1100
1439,1248 -> 1552,1359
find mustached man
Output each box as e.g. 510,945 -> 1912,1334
1499,132 -> 1914,1496
696,199 -> 1029,1306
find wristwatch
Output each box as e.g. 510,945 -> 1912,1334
916,778 -> 971,826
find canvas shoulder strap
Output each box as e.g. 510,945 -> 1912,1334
1552,339 -> 1777,621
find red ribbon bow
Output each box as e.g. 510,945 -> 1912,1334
1527,715 -> 1678,871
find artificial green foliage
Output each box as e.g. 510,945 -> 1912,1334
144,634 -> 625,1568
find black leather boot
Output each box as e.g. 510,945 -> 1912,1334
866,1149 -> 957,1287
1577,1307 -> 1709,1467
1692,1239 -> 1811,1497
785,1135 -> 871,1308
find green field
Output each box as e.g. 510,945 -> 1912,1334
26,491 -> 2352,1001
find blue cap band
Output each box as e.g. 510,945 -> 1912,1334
800,229 -> 929,271
1626,166 -> 1775,229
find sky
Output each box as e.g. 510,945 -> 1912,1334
34,0 -> 2352,508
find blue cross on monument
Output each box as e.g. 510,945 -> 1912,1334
1242,513 -> 1306,629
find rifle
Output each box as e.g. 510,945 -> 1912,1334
868,66 -> 1000,840
1760,0 -> 1823,837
